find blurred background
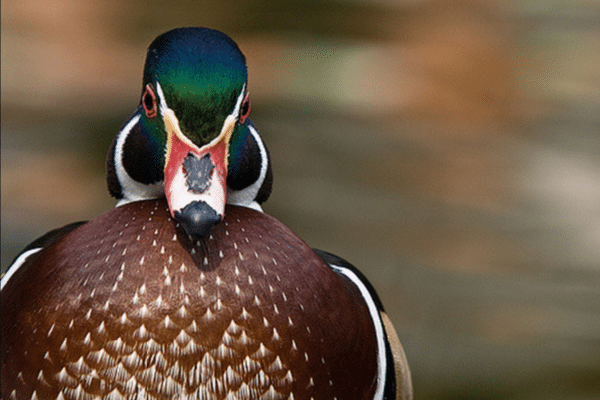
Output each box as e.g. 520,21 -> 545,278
2,0 -> 599,398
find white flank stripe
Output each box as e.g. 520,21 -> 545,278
1,248 -> 43,291
329,264 -> 387,400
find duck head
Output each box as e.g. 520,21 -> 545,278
106,28 -> 272,240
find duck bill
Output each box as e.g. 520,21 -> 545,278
163,108 -> 235,239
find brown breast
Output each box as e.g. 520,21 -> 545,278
1,200 -> 378,399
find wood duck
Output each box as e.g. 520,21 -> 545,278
1,28 -> 412,400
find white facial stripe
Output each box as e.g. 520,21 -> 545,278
226,123 -> 268,211
163,105 -> 200,153
156,81 -> 197,149
156,81 -> 246,120
232,84 -> 246,119
156,80 -> 202,151
157,81 -> 243,152
114,113 -> 164,204
155,81 -> 168,113
329,263 -> 387,400
1,248 -> 43,291
203,84 -> 247,153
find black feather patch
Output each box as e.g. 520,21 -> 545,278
226,127 -> 273,204
122,123 -> 163,185
312,249 -> 385,311
8,221 -> 87,269
227,132 -> 261,191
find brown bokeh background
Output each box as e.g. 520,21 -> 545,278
2,0 -> 600,398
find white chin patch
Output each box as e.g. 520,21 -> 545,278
168,165 -> 226,217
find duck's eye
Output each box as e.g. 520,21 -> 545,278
239,93 -> 250,124
142,84 -> 157,119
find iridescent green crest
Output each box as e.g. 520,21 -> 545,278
143,27 -> 248,145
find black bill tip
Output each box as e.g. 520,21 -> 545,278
174,200 -> 222,240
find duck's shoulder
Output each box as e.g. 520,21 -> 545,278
2,221 -> 87,290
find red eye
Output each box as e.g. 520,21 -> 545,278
142,83 -> 157,118
239,93 -> 250,124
